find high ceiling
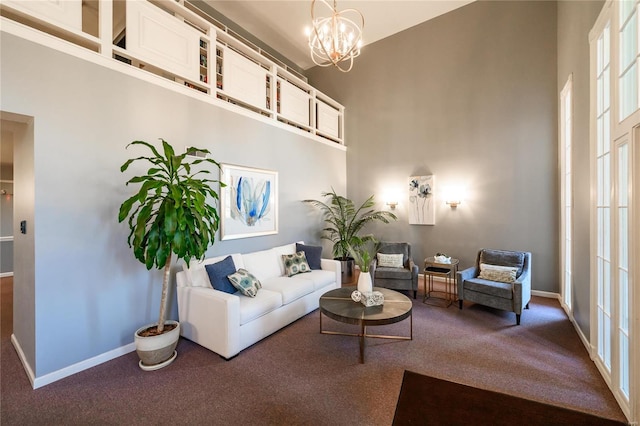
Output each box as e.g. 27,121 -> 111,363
204,1 -> 474,70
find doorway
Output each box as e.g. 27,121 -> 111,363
1,118 -> 15,339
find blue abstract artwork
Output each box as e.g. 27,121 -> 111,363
232,176 -> 271,226
220,164 -> 278,240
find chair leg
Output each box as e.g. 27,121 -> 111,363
414,290 -> 417,299
458,300 -> 463,310
516,314 -> 521,325
525,303 -> 529,309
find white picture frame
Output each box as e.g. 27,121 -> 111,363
220,164 -> 278,240
408,175 -> 435,225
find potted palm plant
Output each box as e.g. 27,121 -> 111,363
303,189 -> 396,283
119,139 -> 224,370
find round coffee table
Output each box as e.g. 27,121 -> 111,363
319,286 -> 412,363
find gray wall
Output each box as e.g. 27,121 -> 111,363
557,1 -> 605,336
308,1 -> 558,292
1,34 -> 346,378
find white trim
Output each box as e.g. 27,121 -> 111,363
0,236 -> 14,242
559,74 -> 573,312
12,333 -> 137,389
0,272 -> 14,278
531,289 -> 558,299
11,334 -> 36,388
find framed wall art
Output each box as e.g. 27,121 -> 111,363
220,164 -> 278,240
408,175 -> 435,225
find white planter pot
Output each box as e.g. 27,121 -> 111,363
134,320 -> 180,371
357,270 -> 373,293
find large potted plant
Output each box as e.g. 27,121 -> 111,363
119,139 -> 224,370
304,189 -> 396,284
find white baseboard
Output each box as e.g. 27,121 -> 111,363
531,289 -> 558,298
0,272 -> 14,278
11,334 -> 36,388
12,333 -> 136,389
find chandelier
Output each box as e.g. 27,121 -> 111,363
307,0 -> 364,72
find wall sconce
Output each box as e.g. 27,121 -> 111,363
444,185 -> 465,209
386,201 -> 398,209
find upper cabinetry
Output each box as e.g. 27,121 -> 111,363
0,0 -> 345,145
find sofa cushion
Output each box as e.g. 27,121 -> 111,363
478,263 -> 518,284
296,243 -> 322,270
282,251 -> 312,277
377,253 -> 404,268
296,269 -> 336,291
204,256 -> 237,294
272,242 -> 299,276
261,276 -> 315,305
465,277 -> 513,299
479,249 -> 525,277
185,253 -> 245,288
242,249 -> 282,282
227,269 -> 262,297
374,267 -> 411,280
238,289 -> 283,325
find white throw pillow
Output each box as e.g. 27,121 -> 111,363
377,253 -> 404,268
478,263 -> 518,283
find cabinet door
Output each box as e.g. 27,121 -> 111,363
279,79 -> 310,126
316,101 -> 341,139
3,0 -> 82,30
223,48 -> 268,109
126,0 -> 200,82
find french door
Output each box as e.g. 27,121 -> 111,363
590,1 -> 638,422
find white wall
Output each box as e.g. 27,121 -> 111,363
0,33 -> 346,379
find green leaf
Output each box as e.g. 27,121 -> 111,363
120,139 -> 223,294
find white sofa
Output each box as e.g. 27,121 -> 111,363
176,242 -> 341,359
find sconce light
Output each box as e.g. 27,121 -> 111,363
386,201 -> 398,209
444,185 -> 465,209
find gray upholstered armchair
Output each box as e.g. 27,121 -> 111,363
370,242 -> 419,299
457,249 -> 532,325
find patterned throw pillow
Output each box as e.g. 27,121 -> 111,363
227,268 -> 262,297
377,253 -> 404,268
282,251 -> 312,277
478,263 -> 518,284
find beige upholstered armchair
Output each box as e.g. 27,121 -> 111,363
370,242 -> 419,299
457,249 -> 532,325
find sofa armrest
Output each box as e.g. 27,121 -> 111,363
321,258 -> 341,287
177,280 -> 241,359
513,267 -> 532,314
457,266 -> 478,297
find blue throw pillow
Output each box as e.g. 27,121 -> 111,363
205,256 -> 237,294
296,243 -> 322,270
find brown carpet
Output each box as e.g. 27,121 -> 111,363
0,284 -> 629,425
393,370 -> 627,425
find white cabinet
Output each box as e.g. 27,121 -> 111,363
223,47 -> 269,110
126,0 -> 201,83
278,79 -> 310,127
316,101 -> 341,139
3,0 -> 82,30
